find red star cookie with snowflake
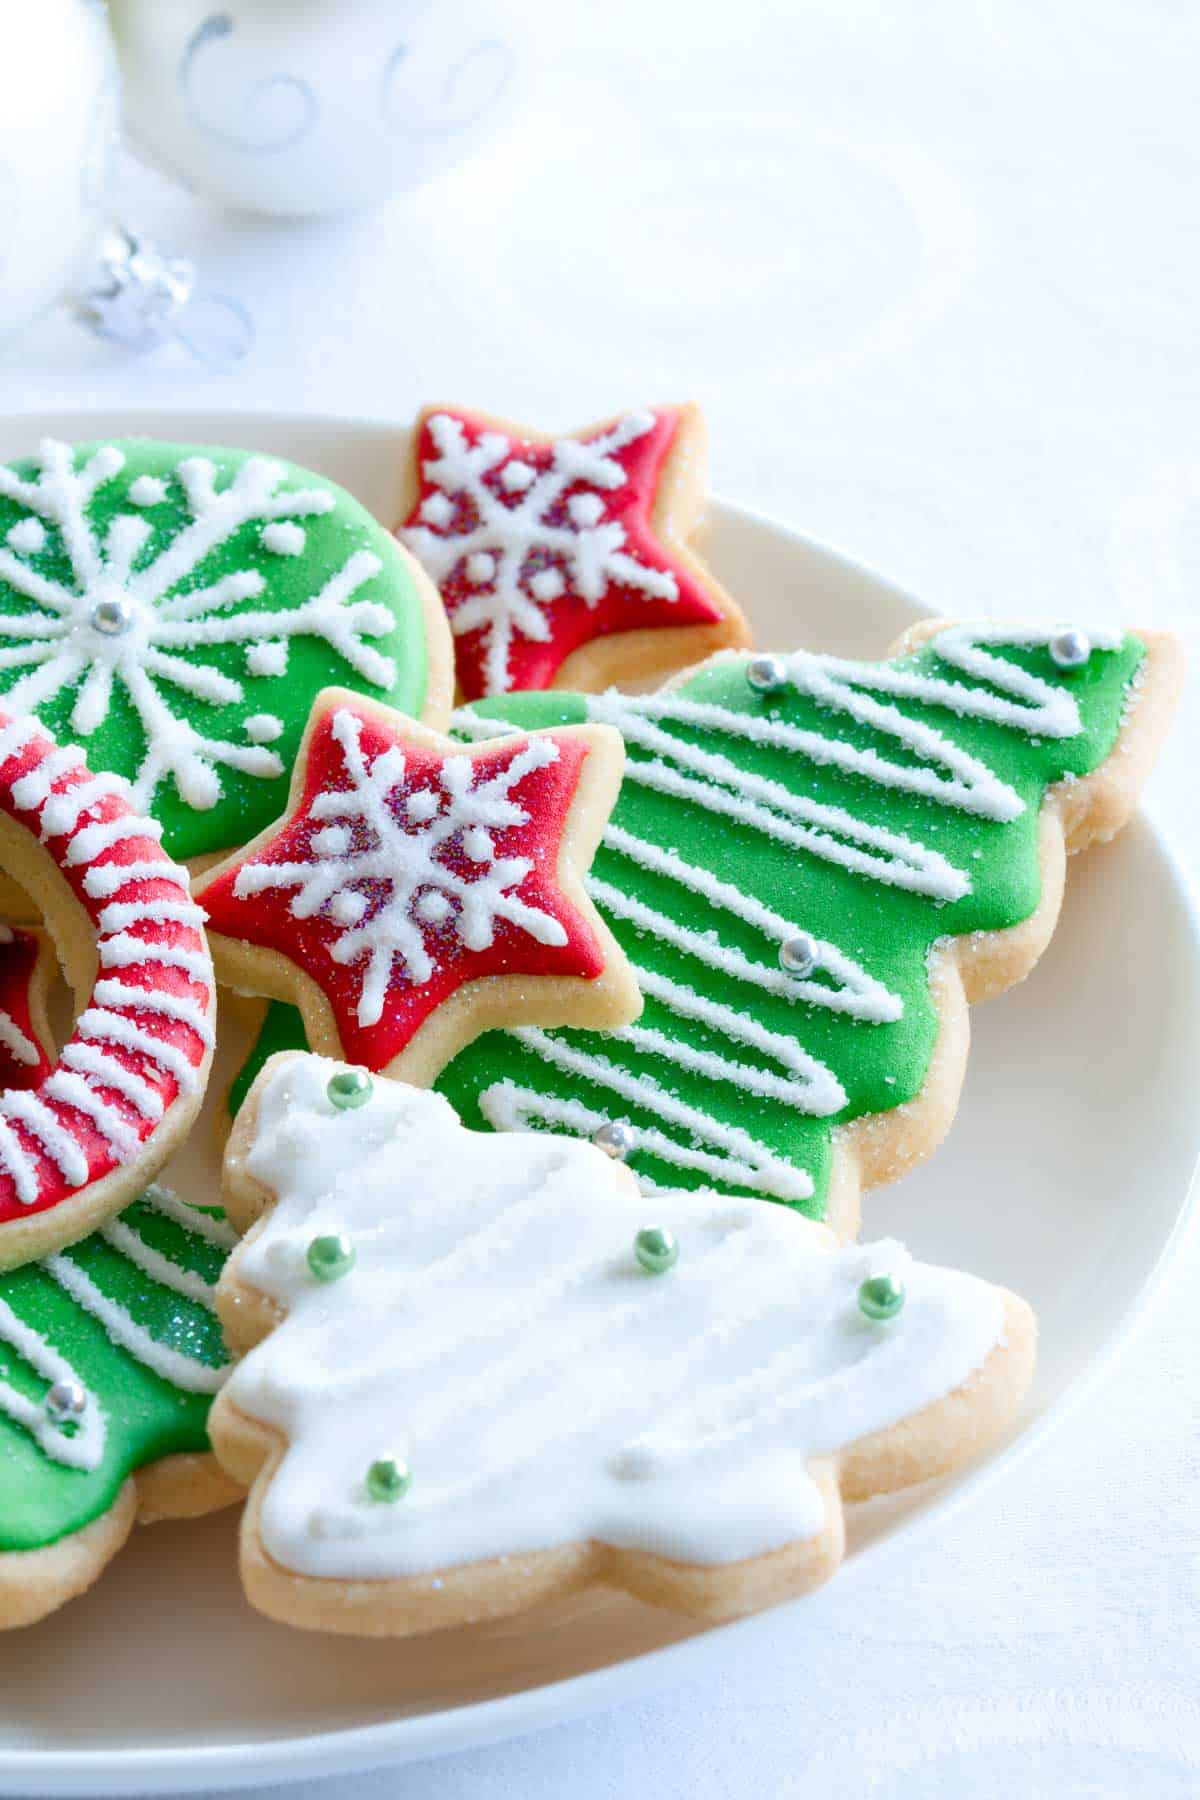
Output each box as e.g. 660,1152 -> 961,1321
194,689 -> 641,1081
398,403 -> 750,699
0,925 -> 53,1091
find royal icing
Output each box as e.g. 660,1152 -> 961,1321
401,408 -> 724,698
0,924 -> 51,1088
223,1058 -> 1005,1574
0,439 -> 435,859
0,1184 -> 233,1552
196,704 -> 614,1071
0,707 -> 215,1230
432,624 -> 1146,1215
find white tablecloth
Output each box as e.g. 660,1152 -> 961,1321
4,4 -> 1198,1794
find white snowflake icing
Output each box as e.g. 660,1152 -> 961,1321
403,410 -> 680,694
0,441 -> 401,812
231,709 -> 570,1028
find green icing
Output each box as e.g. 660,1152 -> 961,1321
0,438 -> 431,861
227,629 -> 1145,1222
0,1186 -> 232,1552
228,998 -> 309,1116
434,628 -> 1145,1216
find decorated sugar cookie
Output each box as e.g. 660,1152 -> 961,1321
0,708 -> 216,1267
0,438 -> 452,862
421,619 -> 1178,1236
398,404 -> 749,698
211,1054 -> 1036,1636
0,1183 -> 238,1629
194,690 -> 640,1083
0,924 -> 53,1090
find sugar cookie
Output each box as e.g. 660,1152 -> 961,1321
399,404 -> 750,699
210,1054 -> 1036,1636
194,690 -> 639,1083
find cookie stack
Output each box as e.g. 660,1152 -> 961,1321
0,417 -> 1180,1635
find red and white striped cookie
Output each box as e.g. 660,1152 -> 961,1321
0,706 -> 216,1268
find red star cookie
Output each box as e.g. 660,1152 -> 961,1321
195,689 -> 641,1080
398,403 -> 750,698
0,924 -> 53,1090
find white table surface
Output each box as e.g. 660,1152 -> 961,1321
4,4 -> 1199,1795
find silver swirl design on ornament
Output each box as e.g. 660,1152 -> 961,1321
178,13 -> 319,155
380,39 -> 515,140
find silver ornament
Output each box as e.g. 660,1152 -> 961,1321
1050,628 -> 1091,669
779,932 -> 820,978
45,1378 -> 87,1422
746,654 -> 787,695
72,226 -> 253,369
90,595 -> 134,636
592,1120 -> 635,1161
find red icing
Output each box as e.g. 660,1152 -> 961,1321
402,407 -> 723,698
197,703 -> 608,1071
0,708 -> 214,1227
0,928 -> 51,1089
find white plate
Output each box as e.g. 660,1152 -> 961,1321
0,412 -> 1197,1798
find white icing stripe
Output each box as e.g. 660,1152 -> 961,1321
97,899 -> 206,935
0,1114 -> 38,1205
59,1040 -> 164,1120
0,1092 -> 89,1186
98,934 -> 212,981
0,1297 -> 106,1470
140,1183 -> 236,1249
43,1070 -> 142,1157
227,1059 -> 1006,1576
91,980 -> 215,1048
608,709 -> 968,902
0,715 -> 41,765
495,1027 -> 815,1202
83,858 -> 191,901
9,745 -> 84,811
0,1009 -> 39,1068
99,1217 -> 217,1306
77,1009 -> 200,1091
66,813 -> 162,866
44,1253 -> 228,1395
39,773 -> 133,839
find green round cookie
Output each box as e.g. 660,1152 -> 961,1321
0,438 -> 435,860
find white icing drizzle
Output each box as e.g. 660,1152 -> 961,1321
456,624 -> 1125,1198
82,858 -> 191,901
43,1070 -> 141,1157
140,1182 -> 236,1250
228,1059 -> 1006,1574
0,1091 -> 89,1187
66,813 -> 162,865
0,1115 -> 38,1205
38,772 -> 134,839
59,1041 -> 164,1120
230,708 -> 570,1027
0,1297 -> 106,1470
403,410 -> 680,695
99,1217 -> 218,1306
76,1009 -> 201,1092
10,745 -> 84,812
96,898 -> 206,935
0,714 -> 39,765
44,1251 -> 227,1395
91,979 -> 215,1049
0,442 -> 400,811
98,934 -> 212,982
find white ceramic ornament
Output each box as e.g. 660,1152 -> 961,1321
108,0 -> 526,218
0,0 -> 119,343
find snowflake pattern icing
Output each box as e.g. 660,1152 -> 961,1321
231,709 -> 570,1028
0,441 -> 400,812
403,411 -> 683,695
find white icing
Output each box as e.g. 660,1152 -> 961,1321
91,979 -> 215,1049
44,1251 -> 227,1395
96,898 -> 206,936
128,475 -> 166,507
65,813 -> 162,865
10,745 -> 85,813
0,1114 -> 38,1204
0,443 -> 399,811
230,709 -> 570,1027
39,772 -> 134,839
99,933 -> 212,982
99,1217 -> 218,1305
261,521 -> 305,556
82,857 -> 191,901
0,1297 -> 106,1470
0,1091 -> 89,1186
403,410 -> 679,695
59,1041 -> 164,1121
227,1059 -> 1006,1575
244,712 -> 283,744
5,518 -> 45,554
44,1070 -> 141,1157
140,1181 -> 236,1250
76,1009 -> 201,1092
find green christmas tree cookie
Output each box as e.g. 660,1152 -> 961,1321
227,622 -> 1176,1233
0,439 -> 449,860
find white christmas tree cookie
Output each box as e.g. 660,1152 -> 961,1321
210,1053 -> 1036,1638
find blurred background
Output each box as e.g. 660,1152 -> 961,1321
2,3 -> 1198,1795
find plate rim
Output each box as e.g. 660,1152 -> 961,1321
0,409 -> 1196,1797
